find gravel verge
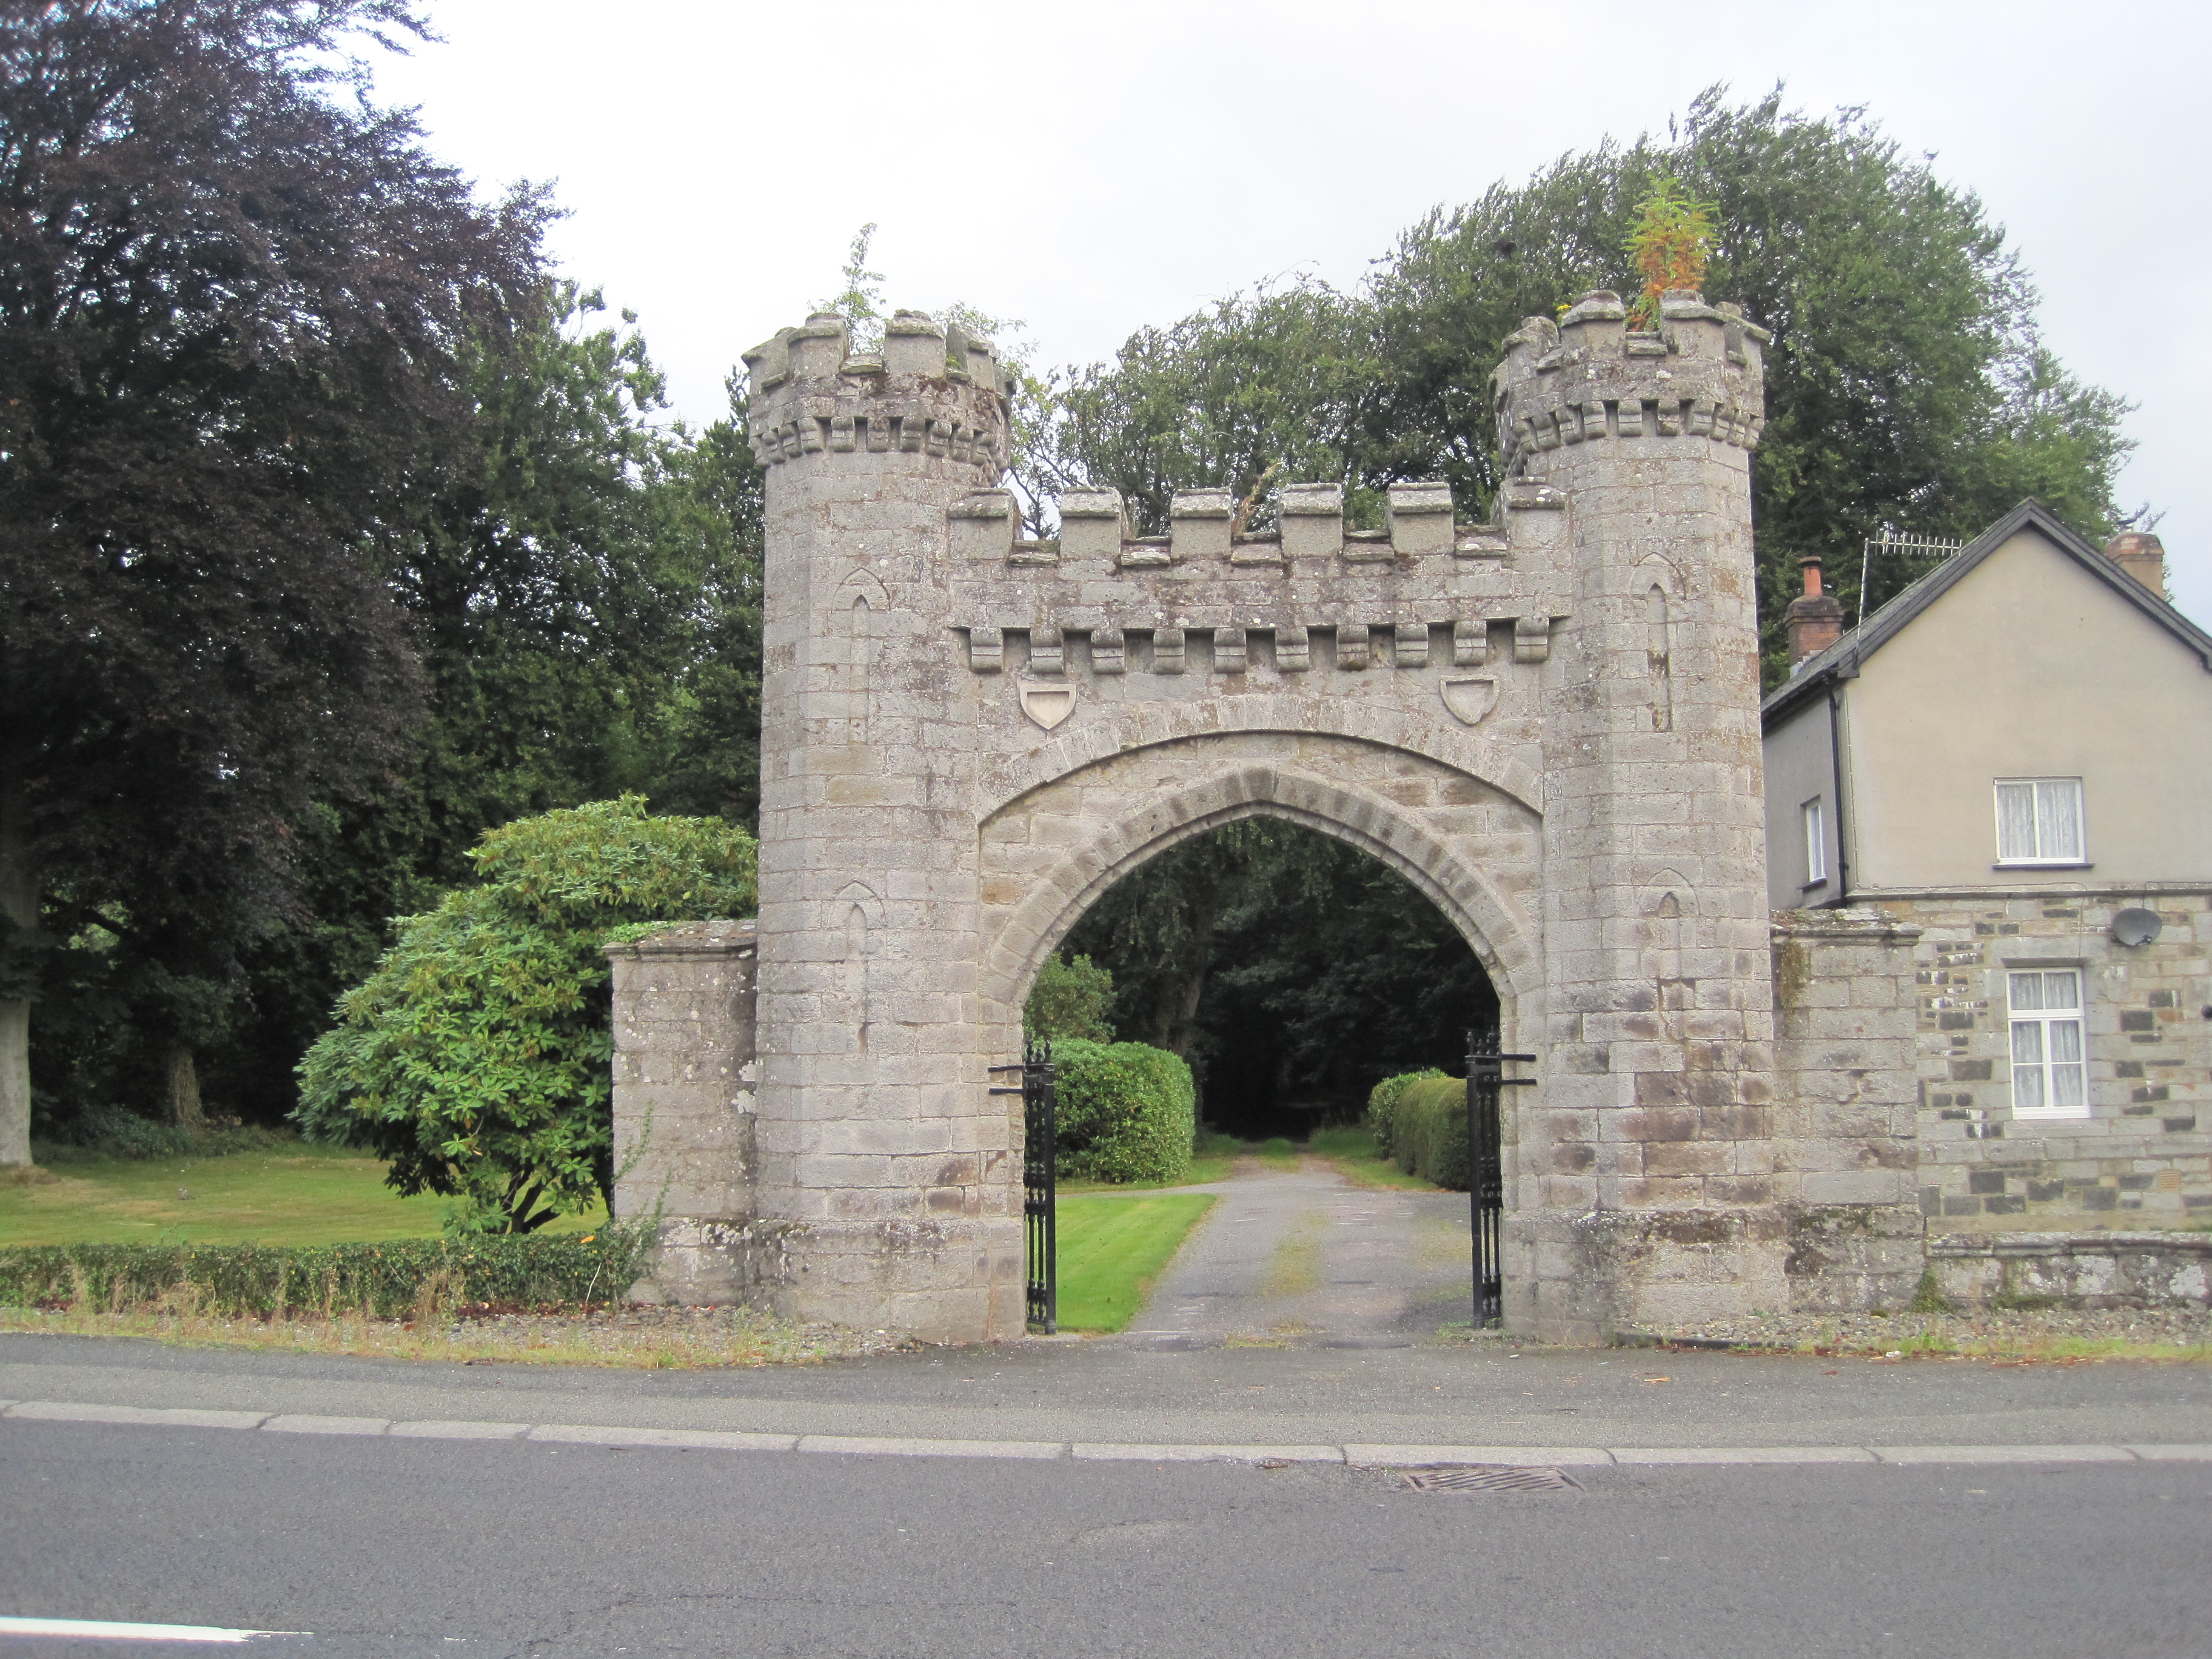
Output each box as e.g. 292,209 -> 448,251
0,1301 -> 917,1368
1640,1304 -> 2212,1358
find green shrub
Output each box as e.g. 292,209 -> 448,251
1051,1040 -> 1195,1185
295,797 -> 756,1234
0,1231 -> 652,1318
1393,1074 -> 1471,1190
1024,953 -> 1116,1043
1365,1068 -> 1442,1160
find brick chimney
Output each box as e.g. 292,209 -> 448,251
1784,553 -> 1846,665
2103,530 -> 2167,598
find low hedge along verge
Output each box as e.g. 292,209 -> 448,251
1364,1068 -> 1443,1162
0,1233 -> 653,1319
1390,1074 -> 1472,1191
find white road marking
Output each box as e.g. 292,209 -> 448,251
0,1615 -> 304,1643
1071,1443 -> 1344,1463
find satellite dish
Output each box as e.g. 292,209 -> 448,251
2111,908 -> 2163,947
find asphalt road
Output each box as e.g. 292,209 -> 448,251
8,1159 -> 2211,1658
6,1412 -> 2210,1659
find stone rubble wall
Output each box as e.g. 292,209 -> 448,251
1878,889 -> 2212,1230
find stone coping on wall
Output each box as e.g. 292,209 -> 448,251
1771,906 -> 1925,942
1928,1230 -> 2212,1309
602,919 -> 758,960
1847,882 -> 2212,902
1928,1230 -> 2212,1258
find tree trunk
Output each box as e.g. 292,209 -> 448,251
1151,886 -> 1225,1061
0,762 -> 35,1167
165,1041 -> 205,1130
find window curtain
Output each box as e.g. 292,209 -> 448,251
2037,780 -> 2083,861
1997,782 -> 2037,859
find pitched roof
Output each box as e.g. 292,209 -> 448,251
1761,499 -> 2212,726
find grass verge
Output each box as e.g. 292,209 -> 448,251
1305,1125 -> 1447,1191
1705,1329 -> 2212,1364
0,1302 -> 908,1369
1059,1155 -> 1233,1193
1054,1192 -> 1215,1333
2,1142 -> 602,1247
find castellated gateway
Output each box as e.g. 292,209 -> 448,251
608,292 -> 1789,1345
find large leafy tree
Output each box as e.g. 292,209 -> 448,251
0,0 -> 548,1165
1041,87 -> 2132,679
205,289 -> 766,1127
1370,86 -> 2132,675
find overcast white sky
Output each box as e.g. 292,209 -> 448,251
372,0 -> 2211,623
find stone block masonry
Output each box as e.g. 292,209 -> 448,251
1771,910 -> 1928,1314
614,290 -> 1799,1344
605,922 -> 773,1306
1498,291 -> 1787,1341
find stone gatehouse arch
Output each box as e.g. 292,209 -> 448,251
974,739 -> 1541,1037
612,297 -> 1792,1346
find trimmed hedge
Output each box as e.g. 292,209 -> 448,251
0,1232 -> 652,1319
1392,1074 -> 1472,1190
1364,1069 -> 1443,1161
1051,1040 -> 1195,1185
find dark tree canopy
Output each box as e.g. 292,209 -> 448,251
0,0 -> 548,1161
210,289 -> 766,1127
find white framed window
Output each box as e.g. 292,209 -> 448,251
1994,778 -> 2084,865
2008,968 -> 2088,1119
1801,797 -> 1828,886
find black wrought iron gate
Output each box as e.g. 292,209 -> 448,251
990,1040 -> 1057,1333
1465,1027 -> 1535,1329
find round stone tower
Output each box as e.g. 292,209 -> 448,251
1496,289 -> 1788,1339
740,310 -> 1024,1341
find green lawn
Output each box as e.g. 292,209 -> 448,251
1053,1192 -> 1215,1333
2,1143 -> 1205,1340
0,1144 -> 603,1247
1306,1125 -> 1448,1192
1059,1154 -> 1234,1194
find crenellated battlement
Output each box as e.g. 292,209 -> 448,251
945,477 -> 1571,677
951,479 -> 1552,572
742,309 -> 1013,481
1495,289 -> 1771,477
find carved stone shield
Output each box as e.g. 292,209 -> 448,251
1017,682 -> 1074,730
1441,675 -> 1498,726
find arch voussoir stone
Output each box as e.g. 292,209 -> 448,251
977,749 -> 1541,1031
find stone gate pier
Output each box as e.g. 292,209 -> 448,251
612,293 -> 1796,1344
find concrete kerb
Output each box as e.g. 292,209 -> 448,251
4,1402 -> 2203,1469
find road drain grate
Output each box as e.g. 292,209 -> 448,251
1399,1465 -> 1579,1493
